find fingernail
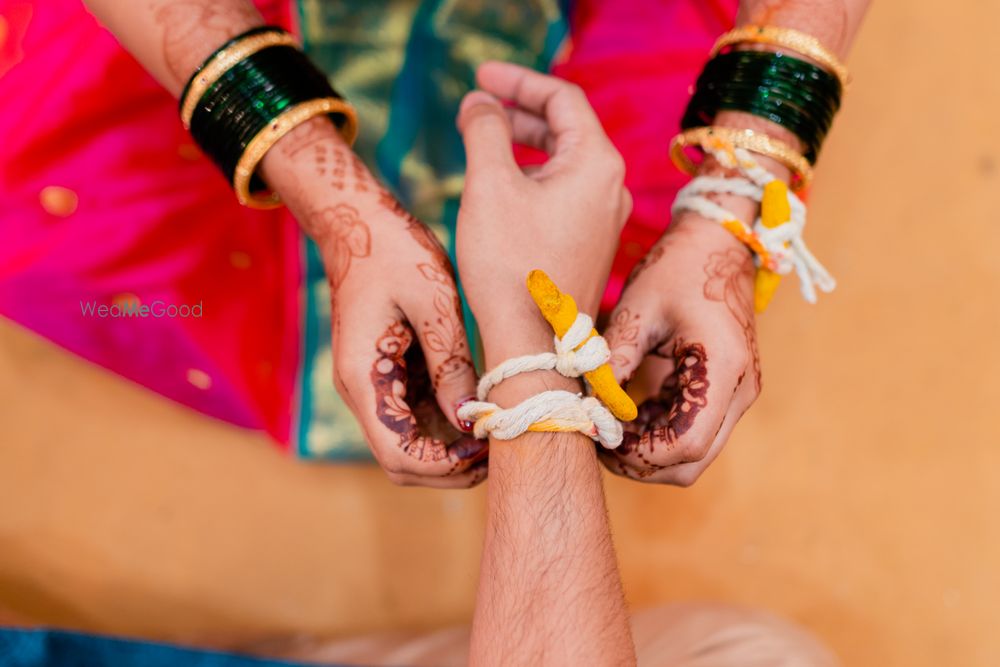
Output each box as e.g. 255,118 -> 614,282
455,396 -> 476,433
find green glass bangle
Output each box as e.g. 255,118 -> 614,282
683,49 -> 842,163
685,78 -> 834,162
696,78 -> 836,130
177,25 -> 283,114
697,54 -> 841,122
697,78 -> 836,131
702,74 -> 839,129
684,91 -> 828,163
700,50 -> 842,96
189,42 -> 350,193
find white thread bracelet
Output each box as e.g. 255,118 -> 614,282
457,312 -> 623,449
672,146 -> 835,304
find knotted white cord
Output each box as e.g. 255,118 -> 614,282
475,313 -> 608,399
458,391 -> 623,448
457,312 -> 623,449
672,146 -> 836,303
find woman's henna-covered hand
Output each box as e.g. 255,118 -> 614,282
600,215 -> 760,486
262,121 -> 485,489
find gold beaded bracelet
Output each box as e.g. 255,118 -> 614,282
233,97 -> 359,209
710,25 -> 849,90
179,31 -> 299,129
669,126 -> 813,191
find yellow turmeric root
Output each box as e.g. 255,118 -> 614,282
526,270 -> 638,422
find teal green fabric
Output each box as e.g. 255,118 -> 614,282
0,628 -> 320,667
294,0 -> 568,459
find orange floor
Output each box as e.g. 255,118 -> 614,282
2,1 -> 999,665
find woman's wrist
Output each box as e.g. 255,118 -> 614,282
258,116 -> 387,240
258,115 -> 342,199
712,110 -> 800,183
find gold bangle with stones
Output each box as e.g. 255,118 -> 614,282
669,126 -> 813,191
233,97 -> 359,209
179,31 -> 299,129
710,25 -> 849,90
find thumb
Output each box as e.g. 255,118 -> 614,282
457,90 -> 518,178
604,301 -> 662,385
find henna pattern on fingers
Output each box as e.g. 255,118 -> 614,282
417,262 -> 473,388
379,191 -> 472,389
703,248 -> 761,392
153,1 -> 260,85
617,340 -> 710,477
605,308 -> 641,374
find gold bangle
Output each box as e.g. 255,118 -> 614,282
233,97 -> 359,209
710,25 -> 849,90
670,126 -> 813,191
179,31 -> 299,129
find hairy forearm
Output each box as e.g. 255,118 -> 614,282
469,360 -> 635,666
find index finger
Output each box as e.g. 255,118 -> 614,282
475,61 -> 604,145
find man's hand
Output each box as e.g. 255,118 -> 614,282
263,121 -> 486,488
601,212 -> 760,487
456,64 -> 636,665
455,61 -> 631,373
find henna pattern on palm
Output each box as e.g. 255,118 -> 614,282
617,340 -> 710,476
371,322 -> 478,471
154,1 -> 260,85
703,248 -> 761,392
371,322 -> 448,464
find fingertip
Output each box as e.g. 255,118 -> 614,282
457,90 -> 503,132
454,395 -> 477,433
475,60 -> 519,89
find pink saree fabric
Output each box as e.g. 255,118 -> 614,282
0,0 -> 736,448
0,0 -> 299,442
551,0 -> 738,309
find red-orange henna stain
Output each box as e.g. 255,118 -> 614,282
605,308 -> 641,375
703,248 -> 761,392
313,204 -> 371,292
371,322 -> 482,470
154,1 -> 260,86
618,340 -> 710,478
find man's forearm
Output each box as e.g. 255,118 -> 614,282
469,368 -> 635,666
